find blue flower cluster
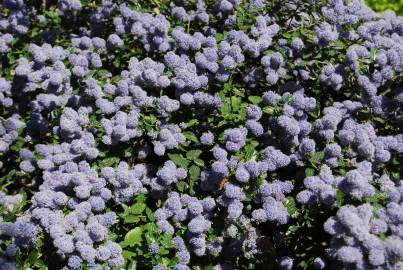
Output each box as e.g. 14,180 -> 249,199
324,203 -> 402,269
155,192 -> 215,259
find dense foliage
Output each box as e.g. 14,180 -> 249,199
0,0 -> 402,270
366,0 -> 403,15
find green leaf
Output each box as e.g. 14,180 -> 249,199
168,153 -> 190,168
98,157 -> 120,167
231,96 -> 242,111
136,193 -> 146,203
96,69 -> 111,77
248,96 -> 262,105
145,207 -> 155,221
124,227 -> 143,247
34,260 -> 46,269
124,215 -> 140,224
221,102 -> 231,115
263,106 -> 275,115
189,165 -> 200,181
370,47 -> 377,61
374,117 -> 385,124
215,32 -> 224,42
128,202 -> 146,215
284,197 -> 298,217
186,149 -> 202,160
285,225 -> 299,236
244,140 -> 258,160
122,250 -> 136,260
335,190 -> 345,208
183,131 -> 199,143
28,250 -> 39,263
10,136 -> 25,152
193,158 -> 205,167
309,151 -> 324,165
391,172 -> 400,179
160,234 -> 172,248
186,119 -> 199,128
392,158 -> 400,165
176,181 -> 187,192
305,167 -> 315,177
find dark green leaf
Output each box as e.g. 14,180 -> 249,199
335,190 -> 345,208
28,250 -> 39,263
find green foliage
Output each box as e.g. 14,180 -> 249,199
366,0 -> 403,15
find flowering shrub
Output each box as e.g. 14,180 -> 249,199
0,0 -> 402,269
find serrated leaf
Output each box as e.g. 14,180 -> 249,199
168,153 -> 189,168
186,149 -> 202,160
